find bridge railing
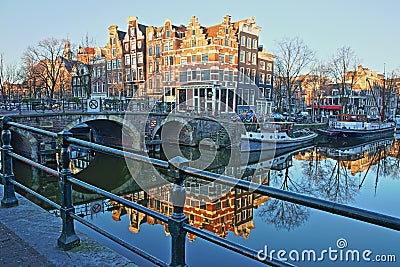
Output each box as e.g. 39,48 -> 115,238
1,116 -> 400,267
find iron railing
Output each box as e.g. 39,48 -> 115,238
1,116 -> 400,267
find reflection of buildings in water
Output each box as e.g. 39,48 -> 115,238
107,167 -> 270,241
319,138 -> 394,176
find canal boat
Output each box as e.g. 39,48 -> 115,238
241,122 -> 318,152
318,114 -> 395,139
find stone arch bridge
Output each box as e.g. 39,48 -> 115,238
5,111 -> 240,162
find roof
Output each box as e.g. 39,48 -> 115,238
117,30 -> 126,41
59,56 -> 78,73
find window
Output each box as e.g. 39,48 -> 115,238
149,46 -> 153,56
149,62 -> 153,73
192,29 -> 195,35
251,69 -> 256,82
179,71 -> 187,82
107,61 -> 111,70
246,37 -> 251,48
219,70 -> 224,81
166,30 -> 170,38
260,61 -> 265,70
169,56 -> 174,66
112,60 -> 117,69
191,55 -> 197,63
130,27 -> 135,36
125,69 -> 131,82
137,40 -> 142,49
164,42 -> 169,51
252,39 -> 257,49
191,70 -> 197,80
155,62 -> 160,73
267,63 -> 272,71
225,39 -> 229,46
191,39 -> 196,47
241,36 -> 245,45
252,53 -> 256,65
117,59 -> 122,69
245,52 -> 250,63
131,69 -> 136,81
164,71 -> 171,82
240,51 -> 244,62
228,55 -> 233,64
155,44 -> 161,57
112,48 -> 116,58
137,53 -> 143,64
201,70 -> 210,80
138,67 -> 144,80
181,57 -> 187,65
260,73 -> 265,84
228,71 -> 233,81
240,67 -> 244,82
131,54 -> 137,67
131,40 -> 136,51
111,37 -> 115,45
266,74 -> 272,85
125,55 -> 130,65
148,32 -> 153,41
201,53 -> 208,62
219,54 -> 224,63
124,43 -> 129,51
118,72 -> 122,83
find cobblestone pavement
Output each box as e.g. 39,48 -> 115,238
0,221 -> 55,267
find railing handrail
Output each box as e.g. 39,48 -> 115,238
1,117 -> 399,267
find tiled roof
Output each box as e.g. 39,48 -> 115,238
206,25 -> 220,38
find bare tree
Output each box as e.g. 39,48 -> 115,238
328,46 -> 360,113
274,37 -> 315,117
22,38 -> 68,99
308,61 -> 331,121
385,68 -> 400,116
0,53 -> 22,102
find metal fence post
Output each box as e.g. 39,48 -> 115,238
1,117 -> 18,208
168,156 -> 189,267
57,130 -> 80,250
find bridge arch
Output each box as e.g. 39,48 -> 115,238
153,117 -> 195,146
64,115 -> 141,150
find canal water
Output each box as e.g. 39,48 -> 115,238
13,137 -> 399,267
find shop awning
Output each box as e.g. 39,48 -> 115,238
312,105 -> 341,110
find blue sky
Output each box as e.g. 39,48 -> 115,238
1,0 -> 399,73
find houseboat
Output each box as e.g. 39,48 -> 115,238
241,122 -> 318,152
317,114 -> 395,139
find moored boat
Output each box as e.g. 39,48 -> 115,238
319,114 -> 395,139
241,121 -> 318,152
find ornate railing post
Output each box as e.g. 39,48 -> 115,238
1,117 -> 18,208
168,156 -> 189,267
57,130 -> 80,250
